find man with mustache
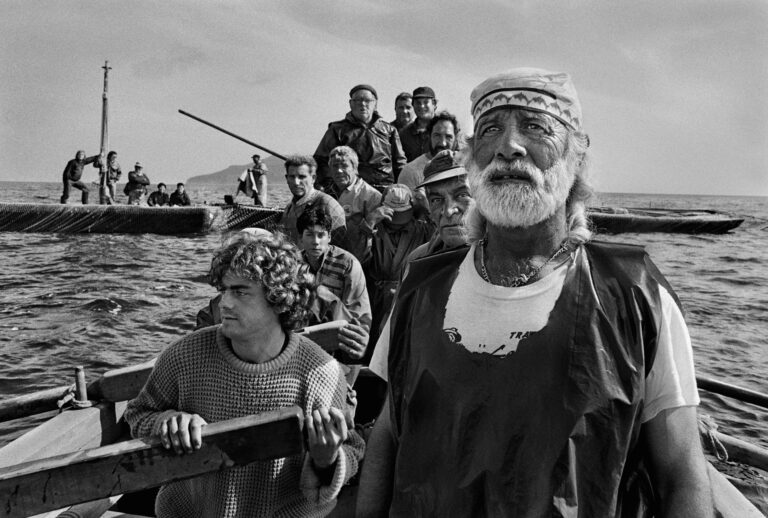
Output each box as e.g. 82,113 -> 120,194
398,111 -> 461,217
367,150 -> 474,384
358,68 -> 713,517
314,84 -> 406,192
397,111 -> 460,193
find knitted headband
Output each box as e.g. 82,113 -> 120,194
470,67 -> 582,131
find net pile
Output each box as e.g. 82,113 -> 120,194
0,203 -> 215,235
221,205 -> 283,232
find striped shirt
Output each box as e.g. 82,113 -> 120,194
303,245 -> 371,330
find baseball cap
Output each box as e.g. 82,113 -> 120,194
412,86 -> 435,99
135,162 -> 143,168
382,184 -> 413,212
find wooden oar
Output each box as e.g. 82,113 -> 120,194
178,109 -> 286,160
0,322 -> 347,422
697,375 -> 768,409
0,407 -> 304,518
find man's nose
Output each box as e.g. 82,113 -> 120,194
496,126 -> 527,160
443,199 -> 460,218
219,291 -> 232,309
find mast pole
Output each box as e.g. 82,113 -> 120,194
99,61 -> 112,204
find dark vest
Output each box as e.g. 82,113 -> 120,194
388,241 -> 677,517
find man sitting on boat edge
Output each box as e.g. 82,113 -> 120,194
125,230 -> 364,517
357,67 -> 714,517
169,182 -> 191,206
147,182 -> 170,207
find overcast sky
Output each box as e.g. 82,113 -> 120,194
2,0 -> 766,196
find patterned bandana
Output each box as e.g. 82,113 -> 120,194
470,67 -> 582,131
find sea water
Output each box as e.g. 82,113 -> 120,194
0,182 -> 766,450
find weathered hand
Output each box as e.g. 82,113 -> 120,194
337,322 -> 369,360
306,407 -> 348,469
158,412 -> 207,454
366,205 -> 394,227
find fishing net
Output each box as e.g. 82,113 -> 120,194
219,205 -> 283,232
0,203 -> 215,235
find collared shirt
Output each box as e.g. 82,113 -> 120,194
282,189 -> 347,247
398,121 -> 430,162
303,244 -> 372,331
336,177 -> 382,261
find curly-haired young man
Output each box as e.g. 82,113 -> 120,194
125,232 -> 364,517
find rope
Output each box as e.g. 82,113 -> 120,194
699,413 -> 729,462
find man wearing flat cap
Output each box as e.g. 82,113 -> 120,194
367,149 -> 474,383
314,84 -> 406,193
398,86 -> 438,162
358,68 -> 713,517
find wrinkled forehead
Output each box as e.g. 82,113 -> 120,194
329,155 -> 354,167
425,175 -> 470,194
475,106 -> 566,131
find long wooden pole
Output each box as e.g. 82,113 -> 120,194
0,407 -> 304,518
178,109 -> 287,160
696,375 -> 768,409
98,61 -> 112,204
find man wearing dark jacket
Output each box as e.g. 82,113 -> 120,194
60,150 -> 99,204
169,183 -> 192,206
314,84 -> 406,192
147,183 -> 170,206
398,86 -> 438,162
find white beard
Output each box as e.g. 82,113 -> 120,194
467,155 -> 574,228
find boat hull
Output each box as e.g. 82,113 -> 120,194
0,203 -> 744,235
0,203 -> 284,235
588,208 -> 744,234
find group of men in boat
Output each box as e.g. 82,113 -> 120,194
60,151 -> 191,206
124,68 -> 715,517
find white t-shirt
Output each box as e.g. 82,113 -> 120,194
368,245 -> 699,423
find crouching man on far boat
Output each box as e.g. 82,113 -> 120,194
125,231 -> 364,517
357,68 -> 714,517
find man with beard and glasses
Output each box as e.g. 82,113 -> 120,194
357,68 -> 713,517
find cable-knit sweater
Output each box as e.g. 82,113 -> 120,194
124,326 -> 364,518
